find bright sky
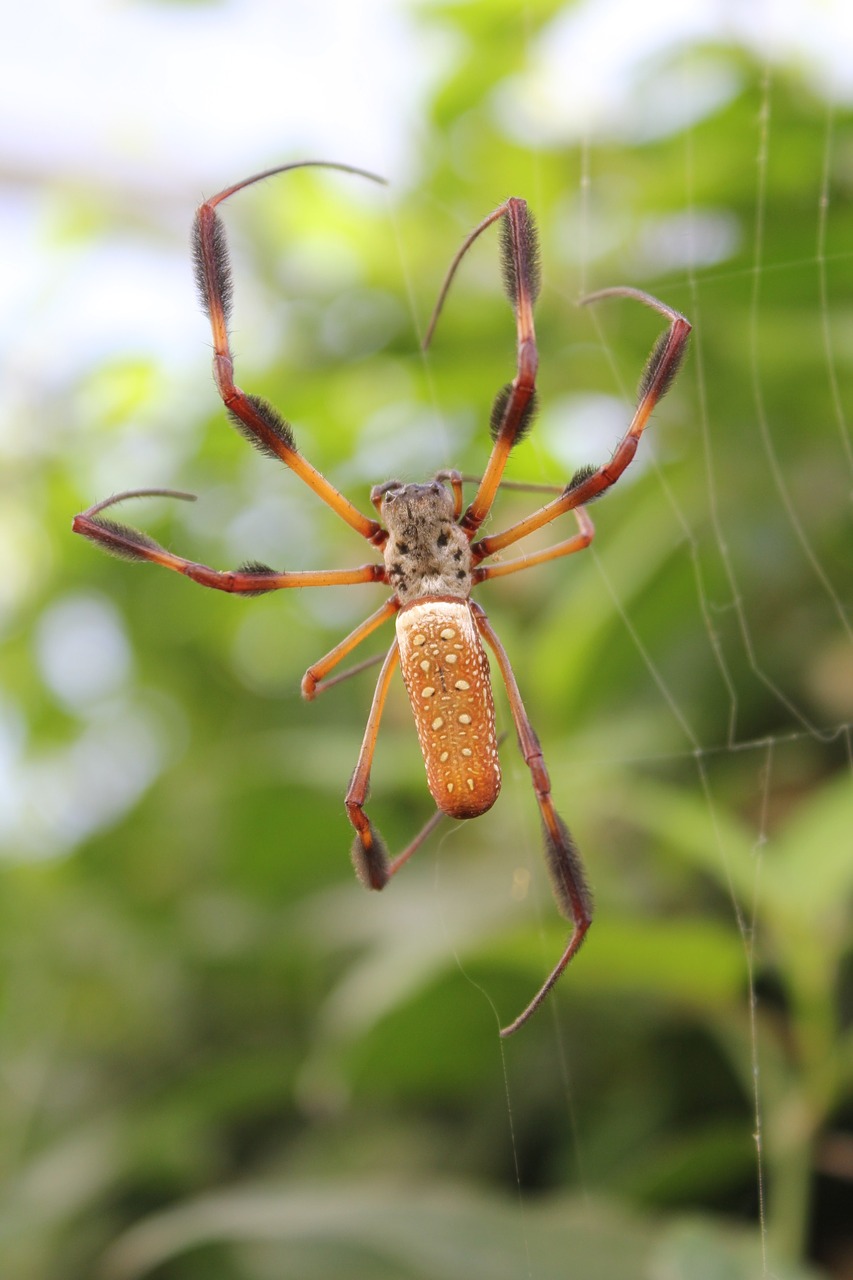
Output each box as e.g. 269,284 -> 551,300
2,0 -> 851,377
3,0 -> 850,195
3,0 -> 436,189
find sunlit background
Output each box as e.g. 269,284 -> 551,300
2,1 -> 852,1277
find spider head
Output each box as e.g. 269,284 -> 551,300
375,480 -> 471,603
374,479 -> 454,534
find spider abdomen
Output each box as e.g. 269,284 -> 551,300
396,599 -> 500,819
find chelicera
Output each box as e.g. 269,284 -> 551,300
72,161 -> 691,1036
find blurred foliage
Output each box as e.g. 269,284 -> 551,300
2,1 -> 853,1278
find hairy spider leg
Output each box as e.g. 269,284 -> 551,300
193,161 -> 389,548
472,604 -> 593,1038
72,489 -> 385,594
345,640 -> 400,889
472,288 -> 691,564
474,507 -> 594,583
424,199 -> 541,540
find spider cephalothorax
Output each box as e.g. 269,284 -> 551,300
377,481 -> 473,603
73,161 -> 690,1035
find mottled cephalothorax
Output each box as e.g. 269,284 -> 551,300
378,480 -> 473,604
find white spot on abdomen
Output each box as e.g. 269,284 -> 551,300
396,599 -> 501,818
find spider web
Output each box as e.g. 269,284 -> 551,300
393,24 -> 853,1280
589,57 -> 843,1280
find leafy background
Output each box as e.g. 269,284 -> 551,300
2,1 -> 852,1277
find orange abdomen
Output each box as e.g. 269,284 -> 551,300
396,599 -> 501,818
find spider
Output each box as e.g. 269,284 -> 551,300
72,161 -> 690,1036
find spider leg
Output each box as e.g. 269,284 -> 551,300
193,161 -> 387,547
472,288 -> 691,563
474,508 -> 594,584
434,468 -> 465,519
386,808 -> 448,878
385,725 -> 511,876
424,199 -> 540,540
302,597 -> 400,699
472,604 -> 593,1038
72,490 -> 385,594
345,639 -> 454,886
345,640 -> 400,888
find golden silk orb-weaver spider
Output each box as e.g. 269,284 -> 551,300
72,161 -> 691,1037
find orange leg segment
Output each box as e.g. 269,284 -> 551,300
345,641 -> 469,891
72,491 -> 385,595
472,288 -> 690,563
423,198 -> 541,540
193,161 -> 388,547
345,641 -> 400,890
474,508 -> 594,584
301,597 -> 400,699
472,604 -> 593,1037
